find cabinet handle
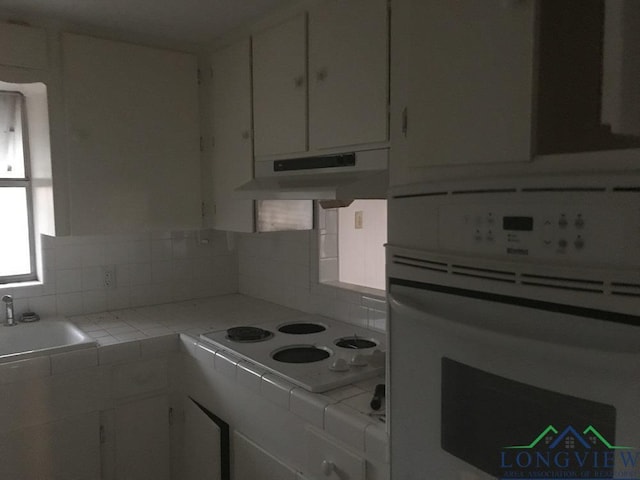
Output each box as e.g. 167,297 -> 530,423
316,68 -> 328,82
402,107 -> 408,137
294,75 -> 305,88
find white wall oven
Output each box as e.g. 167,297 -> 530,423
387,173 -> 640,480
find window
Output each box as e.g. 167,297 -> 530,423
0,91 -> 36,283
318,199 -> 387,292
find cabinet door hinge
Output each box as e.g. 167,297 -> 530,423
168,407 -> 174,426
201,202 -> 206,219
99,425 -> 106,444
200,136 -> 204,152
210,67 -> 214,79
211,136 -> 215,148
197,68 -> 202,85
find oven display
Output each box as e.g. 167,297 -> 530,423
502,216 -> 533,231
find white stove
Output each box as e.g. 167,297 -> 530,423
200,315 -> 386,393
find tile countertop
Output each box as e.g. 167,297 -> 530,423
69,293 -> 388,459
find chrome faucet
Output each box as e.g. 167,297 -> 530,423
2,295 -> 16,327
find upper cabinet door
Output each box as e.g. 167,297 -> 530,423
0,23 -> 48,70
397,0 -> 535,167
63,33 -> 200,234
308,0 -> 389,150
253,15 -> 307,157
211,39 -> 255,233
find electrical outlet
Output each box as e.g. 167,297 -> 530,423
355,211 -> 364,229
102,266 -> 116,290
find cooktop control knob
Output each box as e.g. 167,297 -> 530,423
329,358 -> 349,372
349,354 -> 368,367
321,460 -> 335,476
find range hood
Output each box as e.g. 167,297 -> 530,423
236,149 -> 388,200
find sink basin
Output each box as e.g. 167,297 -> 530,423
0,319 -> 96,363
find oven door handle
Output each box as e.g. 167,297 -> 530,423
389,291 -> 546,348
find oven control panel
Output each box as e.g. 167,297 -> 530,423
437,201 -> 640,267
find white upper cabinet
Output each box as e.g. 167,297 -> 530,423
253,15 -> 307,157
211,39 -> 255,233
392,0 -> 535,170
309,0 -> 389,150
62,33 -> 200,235
536,0 -> 640,156
252,0 -> 389,158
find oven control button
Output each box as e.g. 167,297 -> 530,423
558,239 -> 567,249
574,236 -> 585,250
559,214 -> 568,228
349,354 -> 368,367
575,214 -> 585,229
329,358 -> 349,372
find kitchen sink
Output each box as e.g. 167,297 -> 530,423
0,319 -> 96,363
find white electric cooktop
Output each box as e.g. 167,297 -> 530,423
200,315 -> 386,393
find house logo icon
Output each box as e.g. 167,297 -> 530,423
499,425 -> 639,480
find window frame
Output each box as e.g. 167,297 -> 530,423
0,91 -> 37,284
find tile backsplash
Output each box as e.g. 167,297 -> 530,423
2,225 -> 386,332
0,229 -> 237,318
237,228 -> 387,332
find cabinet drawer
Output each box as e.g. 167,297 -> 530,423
305,427 -> 365,480
234,431 -> 297,480
113,358 -> 168,399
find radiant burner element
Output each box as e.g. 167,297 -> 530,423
335,337 -> 377,349
272,346 -> 331,363
278,322 -> 326,334
226,326 -> 273,343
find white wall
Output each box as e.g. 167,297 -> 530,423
0,229 -> 237,318
337,200 -> 387,290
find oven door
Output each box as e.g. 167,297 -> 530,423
388,280 -> 640,480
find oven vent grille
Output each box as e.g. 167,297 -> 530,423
611,282 -> 640,297
520,273 -> 605,293
392,254 -> 631,297
451,264 -> 516,283
451,188 -> 517,196
521,187 -> 607,193
393,255 -> 448,273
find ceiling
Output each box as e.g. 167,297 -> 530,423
0,0 -> 294,44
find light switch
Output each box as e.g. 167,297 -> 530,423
355,211 -> 363,229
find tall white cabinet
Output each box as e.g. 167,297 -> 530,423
62,33 -> 201,235
210,39 -> 255,233
391,0 -> 536,183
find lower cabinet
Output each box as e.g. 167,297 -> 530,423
234,431 -> 298,480
183,397 -> 229,480
101,395 -> 171,480
305,427 -> 365,480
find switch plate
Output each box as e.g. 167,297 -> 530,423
355,211 -> 363,229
